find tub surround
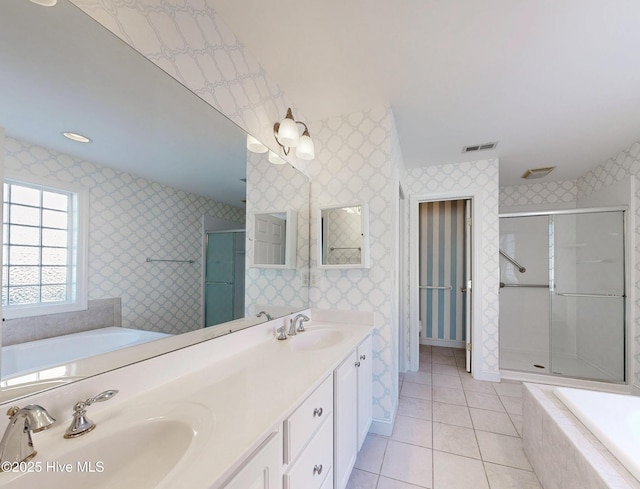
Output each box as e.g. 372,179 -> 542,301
2,298 -> 122,346
0,311 -> 373,488
523,383 -> 640,489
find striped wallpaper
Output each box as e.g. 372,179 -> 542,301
419,200 -> 467,344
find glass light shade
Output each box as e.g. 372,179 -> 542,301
246,135 -> 268,153
277,117 -> 299,147
295,134 -> 315,160
30,0 -> 57,5
268,150 -> 286,165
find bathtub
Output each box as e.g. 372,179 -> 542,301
1,327 -> 171,380
555,387 -> 640,482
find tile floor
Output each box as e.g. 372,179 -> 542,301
346,345 -> 543,489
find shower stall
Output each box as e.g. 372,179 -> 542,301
499,208 -> 626,383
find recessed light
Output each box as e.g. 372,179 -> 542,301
63,132 -> 91,143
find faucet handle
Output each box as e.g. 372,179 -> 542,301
64,390 -> 118,439
275,325 -> 287,340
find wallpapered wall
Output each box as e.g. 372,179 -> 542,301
70,0 -> 309,177
404,160 -> 501,379
499,141 -> 640,391
4,136 -> 244,335
309,106 -> 401,427
245,151 -> 310,316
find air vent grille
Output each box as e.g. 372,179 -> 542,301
462,141 -> 498,153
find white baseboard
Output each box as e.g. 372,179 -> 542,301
420,338 -> 465,349
472,369 -> 501,383
369,401 -> 398,437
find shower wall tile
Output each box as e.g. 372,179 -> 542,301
404,159 -> 500,378
5,136 -> 244,336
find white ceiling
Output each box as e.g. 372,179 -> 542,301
209,0 -> 640,185
0,0 -> 247,206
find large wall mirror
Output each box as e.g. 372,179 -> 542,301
0,0 -> 310,403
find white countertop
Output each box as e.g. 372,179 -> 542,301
0,318 -> 373,489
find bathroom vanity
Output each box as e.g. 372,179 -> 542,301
0,314 -> 373,489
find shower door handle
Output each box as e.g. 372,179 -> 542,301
556,292 -> 624,298
419,285 -> 452,291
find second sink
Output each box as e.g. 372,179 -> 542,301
288,327 -> 345,351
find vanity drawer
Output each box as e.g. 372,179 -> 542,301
284,374 -> 333,463
284,413 -> 333,489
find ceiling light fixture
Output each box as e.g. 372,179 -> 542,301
29,0 -> 58,6
273,108 -> 315,161
522,166 -> 556,179
246,135 -> 268,154
63,132 -> 91,143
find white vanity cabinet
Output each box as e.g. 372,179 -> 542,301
283,374 -> 334,489
334,335 -> 373,489
223,429 -> 283,489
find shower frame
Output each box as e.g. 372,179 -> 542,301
499,205 -> 632,387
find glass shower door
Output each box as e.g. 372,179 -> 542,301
550,211 -> 625,382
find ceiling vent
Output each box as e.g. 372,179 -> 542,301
462,141 -> 498,153
521,166 -> 556,180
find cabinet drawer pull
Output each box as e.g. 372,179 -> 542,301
313,464 -> 323,475
360,354 -> 366,360
313,407 -> 323,417
355,361 -> 361,367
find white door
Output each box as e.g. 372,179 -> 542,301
464,200 -> 472,373
334,351 -> 358,489
357,336 -> 373,449
254,213 -> 286,265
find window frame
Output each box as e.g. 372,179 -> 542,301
2,172 -> 88,319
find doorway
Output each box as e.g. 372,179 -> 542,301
410,196 -> 473,373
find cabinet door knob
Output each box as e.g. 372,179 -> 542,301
313,464 -> 323,475
313,407 -> 323,417
360,354 -> 366,360
355,361 -> 361,367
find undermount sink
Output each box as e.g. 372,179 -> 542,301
289,328 -> 345,351
1,402 -> 214,489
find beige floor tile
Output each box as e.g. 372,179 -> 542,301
403,370 -> 433,385
432,346 -> 455,356
431,363 -> 460,376
346,468 -> 379,489
354,434 -> 388,473
398,396 -> 433,420
509,413 -> 523,436
432,422 -> 480,459
401,381 -> 432,401
484,462 -> 543,489
469,408 -> 518,436
432,402 -> 472,428
380,441 -> 433,488
433,451 -> 489,489
418,362 -> 433,373
492,382 -> 522,398
391,415 -> 432,448
377,476 -> 428,488
459,376 -> 496,394
432,386 -> 467,406
465,391 -> 505,412
432,373 -> 463,389
432,355 -> 457,366
476,431 -> 532,470
500,396 -> 523,416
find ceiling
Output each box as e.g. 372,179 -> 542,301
0,0 -> 247,206
209,0 -> 640,185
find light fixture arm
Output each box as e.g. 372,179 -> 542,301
273,108 -> 312,156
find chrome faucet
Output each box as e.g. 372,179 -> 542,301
292,314 -> 310,333
257,311 -> 273,321
64,390 -> 118,438
0,404 -> 56,467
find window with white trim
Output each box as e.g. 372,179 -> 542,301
2,176 -> 87,319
